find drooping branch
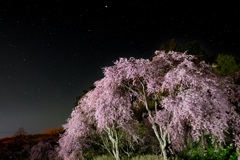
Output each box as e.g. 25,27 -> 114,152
121,82 -> 144,102
58,51 -> 240,160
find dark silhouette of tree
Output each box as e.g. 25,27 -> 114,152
169,39 -> 181,52
185,41 -> 201,55
184,41 -> 209,62
159,43 -> 169,53
205,54 -> 218,64
14,127 -> 27,136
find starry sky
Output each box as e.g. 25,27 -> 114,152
0,1 -> 240,138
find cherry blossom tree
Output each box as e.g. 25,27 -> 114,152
57,107 -> 96,159
58,50 -> 240,160
57,81 -> 140,160
101,50 -> 240,160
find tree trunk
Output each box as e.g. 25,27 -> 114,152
152,122 -> 168,160
105,123 -> 121,160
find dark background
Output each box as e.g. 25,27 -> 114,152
0,1 -> 239,138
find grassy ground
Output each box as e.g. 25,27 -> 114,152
82,142 -> 240,160
91,154 -> 182,160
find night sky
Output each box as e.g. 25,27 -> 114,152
0,1 -> 240,138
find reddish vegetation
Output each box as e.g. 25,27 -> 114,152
0,127 -> 63,159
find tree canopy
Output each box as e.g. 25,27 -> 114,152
212,54 -> 240,77
58,51 -> 240,160
184,41 -> 209,62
